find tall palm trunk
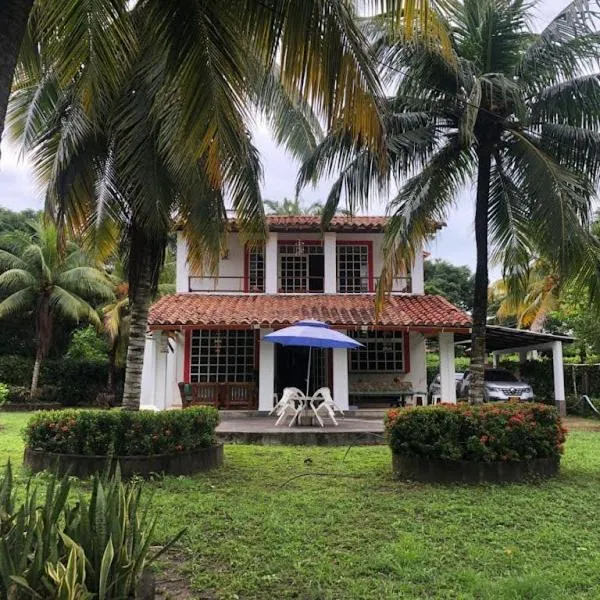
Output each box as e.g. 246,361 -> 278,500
31,296 -> 51,396
122,262 -> 152,410
31,345 -> 43,396
0,0 -> 34,148
468,146 -> 492,404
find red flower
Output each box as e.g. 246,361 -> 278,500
480,435 -> 489,444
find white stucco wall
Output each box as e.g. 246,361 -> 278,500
176,230 -> 425,296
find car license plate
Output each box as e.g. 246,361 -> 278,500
508,396 -> 520,402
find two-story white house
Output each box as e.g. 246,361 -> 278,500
140,215 -> 470,412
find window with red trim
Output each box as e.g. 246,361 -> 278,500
246,247 -> 265,292
337,244 -> 370,292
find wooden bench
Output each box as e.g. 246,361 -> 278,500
178,382 -> 257,410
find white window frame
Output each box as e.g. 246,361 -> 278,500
349,330 -> 406,373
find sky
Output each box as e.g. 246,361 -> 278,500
0,0 -> 573,277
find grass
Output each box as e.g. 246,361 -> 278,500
4,413 -> 600,599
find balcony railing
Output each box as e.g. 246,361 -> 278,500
188,275 -> 412,293
188,276 -> 264,293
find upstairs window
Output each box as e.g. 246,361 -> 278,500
246,246 -> 265,292
190,329 -> 255,382
278,242 -> 324,293
337,243 -> 371,292
349,330 -> 406,372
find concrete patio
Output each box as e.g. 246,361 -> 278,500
216,410 -> 385,445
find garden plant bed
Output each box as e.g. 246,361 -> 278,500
392,453 -> 560,484
386,402 -> 566,484
23,444 -> 224,478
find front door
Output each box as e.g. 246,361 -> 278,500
274,346 -> 329,397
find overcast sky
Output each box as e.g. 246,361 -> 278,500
0,0 -> 573,278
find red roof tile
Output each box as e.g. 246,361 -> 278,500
148,294 -> 471,329
231,215 -> 388,233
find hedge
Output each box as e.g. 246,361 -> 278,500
0,355 -> 124,405
385,402 -> 566,462
23,407 -> 219,456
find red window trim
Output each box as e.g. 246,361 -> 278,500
183,330 -> 191,383
244,244 -> 265,293
335,240 -> 374,293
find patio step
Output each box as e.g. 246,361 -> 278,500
218,409 -> 387,421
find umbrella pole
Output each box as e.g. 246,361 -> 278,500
306,347 -> 312,397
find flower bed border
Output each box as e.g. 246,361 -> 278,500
24,444 -> 223,478
2,402 -> 63,412
391,453 -> 559,484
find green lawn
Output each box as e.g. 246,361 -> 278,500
3,413 -> 600,599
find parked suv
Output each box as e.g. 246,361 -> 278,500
459,368 -> 534,402
428,372 -> 465,402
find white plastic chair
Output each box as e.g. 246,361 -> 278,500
311,387 -> 342,427
274,387 -> 306,426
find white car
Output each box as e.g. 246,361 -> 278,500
459,368 -> 534,402
428,372 -> 465,401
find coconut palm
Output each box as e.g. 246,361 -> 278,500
102,280 -> 130,397
489,259 -> 560,332
0,220 -> 113,394
264,197 -> 325,216
0,0 -> 455,169
299,0 -> 600,402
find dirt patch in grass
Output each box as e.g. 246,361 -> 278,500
564,416 -> 600,431
154,548 -> 199,600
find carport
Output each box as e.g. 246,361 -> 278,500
455,325 -> 574,415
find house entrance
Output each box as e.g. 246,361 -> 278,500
274,346 -> 329,397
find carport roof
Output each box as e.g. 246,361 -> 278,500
455,325 -> 574,352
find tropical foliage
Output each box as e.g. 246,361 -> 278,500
300,0 -> 600,402
0,461 -> 184,599
7,0 -> 394,410
264,197 -> 325,216
0,220 -> 113,394
424,259 -> 474,311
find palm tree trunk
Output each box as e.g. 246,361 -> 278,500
30,346 -> 42,396
0,0 -> 34,147
122,266 -> 152,410
468,146 -> 492,404
107,346 -> 117,396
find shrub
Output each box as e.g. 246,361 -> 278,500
0,355 -> 124,405
0,461 -> 184,599
0,383 -> 8,406
385,402 -> 567,462
24,407 -> 220,456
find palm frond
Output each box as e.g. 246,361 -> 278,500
49,285 -> 102,328
378,137 -> 475,305
0,269 -> 37,294
0,288 -> 36,320
55,267 -> 114,302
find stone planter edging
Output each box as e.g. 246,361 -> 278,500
392,453 -> 559,484
24,444 -> 223,478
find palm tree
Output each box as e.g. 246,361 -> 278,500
9,0 -> 422,409
102,280 -> 130,397
264,197 -> 325,216
489,259 -> 560,332
0,0 -> 455,169
0,220 -> 113,394
299,0 -> 600,402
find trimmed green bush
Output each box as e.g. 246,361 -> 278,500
0,355 -> 124,405
23,407 -> 220,456
385,402 -> 567,462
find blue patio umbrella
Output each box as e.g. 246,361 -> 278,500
264,320 -> 363,396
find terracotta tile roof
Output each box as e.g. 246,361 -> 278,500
148,294 -> 471,329
231,215 -> 388,233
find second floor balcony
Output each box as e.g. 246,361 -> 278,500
188,274 -> 412,294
